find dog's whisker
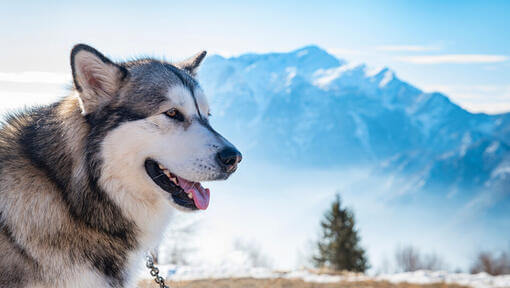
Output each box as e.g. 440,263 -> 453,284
151,173 -> 167,180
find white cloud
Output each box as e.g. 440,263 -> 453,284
397,54 -> 508,64
422,84 -> 510,114
426,84 -> 509,94
0,71 -> 70,84
461,102 -> 510,114
326,48 -> 364,56
376,45 -> 439,52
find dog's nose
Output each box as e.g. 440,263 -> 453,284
216,147 -> 242,173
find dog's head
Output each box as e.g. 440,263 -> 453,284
70,44 -> 241,212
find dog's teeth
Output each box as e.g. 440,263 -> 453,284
170,177 -> 178,184
187,192 -> 193,199
158,164 -> 165,169
163,170 -> 171,178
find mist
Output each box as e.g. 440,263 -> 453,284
164,159 -> 510,272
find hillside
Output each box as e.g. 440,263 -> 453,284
199,45 -> 510,209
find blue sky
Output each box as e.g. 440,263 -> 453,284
0,0 -> 509,113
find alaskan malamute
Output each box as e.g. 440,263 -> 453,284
0,44 -> 241,288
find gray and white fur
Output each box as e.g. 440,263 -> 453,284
0,44 -> 241,288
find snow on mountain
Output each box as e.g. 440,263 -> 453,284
198,45 -> 510,206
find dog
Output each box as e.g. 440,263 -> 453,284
0,44 -> 241,288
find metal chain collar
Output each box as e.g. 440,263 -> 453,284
145,254 -> 170,288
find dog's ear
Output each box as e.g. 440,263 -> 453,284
70,44 -> 128,114
177,51 -> 207,76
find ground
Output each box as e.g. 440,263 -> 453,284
136,265 -> 510,288
139,278 -> 469,288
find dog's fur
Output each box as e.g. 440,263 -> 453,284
0,44 -> 240,288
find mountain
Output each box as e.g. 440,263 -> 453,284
198,45 -> 510,208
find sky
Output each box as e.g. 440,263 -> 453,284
0,0 -> 509,272
0,0 -> 509,114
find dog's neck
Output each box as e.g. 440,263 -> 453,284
68,96 -> 172,245
58,96 -> 173,285
57,96 -> 172,242
49,96 -> 138,237
13,96 -> 148,286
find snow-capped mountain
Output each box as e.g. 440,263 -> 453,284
198,45 -> 510,207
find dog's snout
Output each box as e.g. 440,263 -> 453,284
216,147 -> 242,173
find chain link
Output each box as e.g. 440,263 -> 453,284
145,254 -> 170,288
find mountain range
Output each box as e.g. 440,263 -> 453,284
198,45 -> 510,211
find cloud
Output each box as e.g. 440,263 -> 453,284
0,71 -> 70,84
396,54 -> 508,64
376,45 -> 439,52
326,48 -> 364,56
422,84 -> 510,114
461,102 -> 510,114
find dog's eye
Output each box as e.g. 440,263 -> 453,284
164,108 -> 184,122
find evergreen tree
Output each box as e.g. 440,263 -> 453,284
313,194 -> 368,272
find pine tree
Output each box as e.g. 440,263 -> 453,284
313,194 -> 368,272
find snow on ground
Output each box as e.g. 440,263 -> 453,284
378,271 -> 510,288
139,264 -> 510,288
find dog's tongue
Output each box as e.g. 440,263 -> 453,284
176,177 -> 210,210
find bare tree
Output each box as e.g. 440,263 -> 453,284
395,246 -> 421,272
157,212 -> 200,265
471,251 -> 510,275
165,244 -> 193,265
395,245 -> 445,272
422,253 -> 446,271
233,239 -> 272,268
